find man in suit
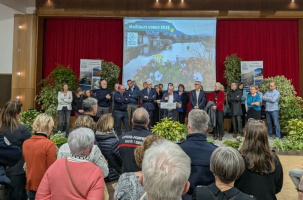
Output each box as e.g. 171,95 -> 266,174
113,84 -> 130,136
190,81 -> 207,110
161,86 -> 181,121
126,80 -> 140,130
141,81 -> 156,128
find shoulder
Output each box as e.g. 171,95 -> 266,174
235,193 -> 257,200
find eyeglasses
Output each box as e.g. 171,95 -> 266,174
296,188 -> 303,193
247,118 -> 264,124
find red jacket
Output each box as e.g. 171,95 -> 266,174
207,90 -> 225,111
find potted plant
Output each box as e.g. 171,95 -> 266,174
35,64 -> 78,116
223,54 -> 242,91
100,61 -> 121,90
50,131 -> 68,148
19,109 -> 41,132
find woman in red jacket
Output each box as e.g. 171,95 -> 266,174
208,82 -> 225,140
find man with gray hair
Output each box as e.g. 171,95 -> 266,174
161,85 -> 181,121
179,109 -> 217,200
118,108 -> 153,173
139,139 -> 191,200
82,97 -> 99,122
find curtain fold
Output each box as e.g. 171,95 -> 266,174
216,20 -> 299,92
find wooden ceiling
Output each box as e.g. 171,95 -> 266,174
36,0 -> 303,18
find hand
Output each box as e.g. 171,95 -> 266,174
144,96 -> 148,98
126,86 -> 129,90
194,106 -> 199,109
177,103 -> 182,108
165,97 -> 168,101
156,99 -> 161,103
106,94 -> 111,99
213,106 -> 217,110
255,102 -> 260,106
78,110 -> 84,113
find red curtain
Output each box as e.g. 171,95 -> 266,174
216,20 -> 299,93
43,18 -> 123,81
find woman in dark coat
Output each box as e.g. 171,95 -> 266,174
95,113 -> 122,200
177,84 -> 189,124
0,100 -> 31,200
72,87 -> 85,118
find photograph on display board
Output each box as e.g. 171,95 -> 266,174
79,59 -> 102,91
241,61 -> 263,92
122,18 -> 217,91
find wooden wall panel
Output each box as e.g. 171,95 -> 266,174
12,14 -> 37,110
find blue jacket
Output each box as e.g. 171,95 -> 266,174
114,91 -> 130,111
247,93 -> 261,111
141,88 -> 157,111
190,90 -> 207,110
95,88 -> 112,107
95,133 -> 122,182
126,85 -> 140,105
179,133 -> 217,200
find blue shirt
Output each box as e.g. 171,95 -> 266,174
247,93 -> 261,111
178,93 -> 184,112
262,89 -> 280,111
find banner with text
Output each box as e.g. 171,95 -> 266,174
241,61 -> 263,92
79,59 -> 102,91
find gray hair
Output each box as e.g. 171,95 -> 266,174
133,108 -> 149,126
82,97 -> 97,112
210,147 -> 245,183
188,109 -> 209,133
68,128 -> 95,157
142,139 -> 191,200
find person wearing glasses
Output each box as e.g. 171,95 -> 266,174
235,118 -> 283,200
141,81 -> 156,128
262,82 -> 281,139
247,85 -> 261,120
190,81 -> 207,110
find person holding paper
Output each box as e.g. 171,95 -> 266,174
161,86 -> 181,121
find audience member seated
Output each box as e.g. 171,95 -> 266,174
23,114 -> 57,200
36,128 -> 105,199
193,147 -> 256,200
179,109 -> 217,200
82,97 -> 99,122
95,113 -> 122,199
115,135 -> 161,200
0,100 -> 31,200
119,108 -> 154,173
73,114 -> 96,131
235,118 -> 283,200
57,116 -> 109,177
139,139 -> 191,200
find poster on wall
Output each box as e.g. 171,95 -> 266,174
241,61 -> 263,92
79,59 -> 102,90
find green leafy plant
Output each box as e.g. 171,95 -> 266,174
35,64 -> 78,116
224,54 -> 242,90
50,132 -> 68,148
207,138 -> 215,144
260,76 -> 303,131
151,118 -> 186,142
100,61 -> 121,91
223,140 -> 240,149
272,139 -> 303,152
19,109 -> 40,132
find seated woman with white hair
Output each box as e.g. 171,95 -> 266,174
36,128 -> 105,199
57,115 -> 109,178
193,147 -> 256,200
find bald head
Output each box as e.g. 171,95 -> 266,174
132,108 -> 150,127
146,81 -> 152,89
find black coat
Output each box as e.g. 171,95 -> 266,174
179,133 -> 217,200
72,94 -> 85,112
95,133 -> 122,182
227,89 -> 243,116
178,91 -> 190,113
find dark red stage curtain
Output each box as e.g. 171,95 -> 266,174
216,20 -> 299,93
43,18 -> 123,81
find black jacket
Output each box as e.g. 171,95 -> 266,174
193,183 -> 256,200
179,133 -> 217,200
72,94 -> 85,112
95,133 -> 122,182
118,125 -> 153,173
179,91 -> 190,113
114,92 -> 130,111
95,88 -> 112,107
235,154 -> 283,200
1,124 -> 31,176
227,89 -> 243,116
